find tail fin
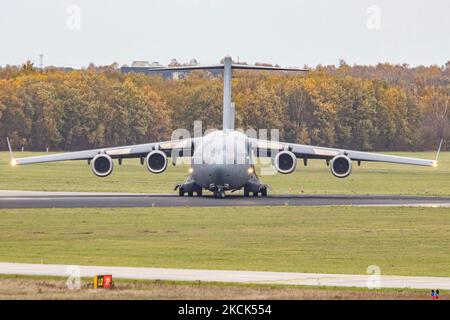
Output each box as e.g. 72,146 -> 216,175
147,56 -> 308,132
223,56 -> 233,131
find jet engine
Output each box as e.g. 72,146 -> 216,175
91,154 -> 113,177
274,151 -> 297,174
146,150 -> 168,174
330,155 -> 352,178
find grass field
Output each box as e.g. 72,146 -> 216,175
1,206 -> 450,277
0,275 -> 441,300
0,151 -> 449,195
1,151 -> 449,299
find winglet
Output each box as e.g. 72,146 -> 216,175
6,137 -> 17,166
433,138 -> 444,167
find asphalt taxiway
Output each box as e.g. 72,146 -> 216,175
0,262 -> 449,290
1,190 -> 450,208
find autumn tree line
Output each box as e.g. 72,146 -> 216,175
0,61 -> 448,152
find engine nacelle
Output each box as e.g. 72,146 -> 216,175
330,155 -> 352,178
274,151 -> 297,174
91,154 -> 113,177
146,150 -> 168,174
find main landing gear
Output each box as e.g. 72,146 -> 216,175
243,174 -> 269,197
175,176 -> 202,197
243,185 -> 268,197
178,187 -> 202,197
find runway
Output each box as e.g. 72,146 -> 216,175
1,190 -> 450,208
0,262 -> 449,290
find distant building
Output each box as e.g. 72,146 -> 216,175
149,61 -> 163,67
131,61 -> 150,67
122,60 -> 174,79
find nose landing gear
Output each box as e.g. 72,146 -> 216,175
209,184 -> 228,198
213,187 -> 226,199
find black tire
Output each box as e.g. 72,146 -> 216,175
253,192 -> 258,197
188,192 -> 193,197
178,188 -> 184,196
244,190 -> 249,197
197,189 -> 203,197
261,188 -> 267,197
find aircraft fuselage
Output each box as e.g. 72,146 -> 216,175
191,130 -> 254,191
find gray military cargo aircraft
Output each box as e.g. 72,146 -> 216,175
7,56 -> 442,198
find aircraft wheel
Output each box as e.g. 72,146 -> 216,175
188,192 -> 193,197
219,191 -> 226,198
261,188 -> 267,197
178,187 -> 185,196
253,192 -> 258,197
197,189 -> 203,197
244,190 -> 249,197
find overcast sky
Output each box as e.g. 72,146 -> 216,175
1,0 -> 449,68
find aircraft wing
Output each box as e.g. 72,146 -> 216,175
253,139 -> 439,167
9,138 -> 195,166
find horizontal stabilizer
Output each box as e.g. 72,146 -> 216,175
231,64 -> 308,72
148,65 -> 224,72
148,64 -> 309,73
